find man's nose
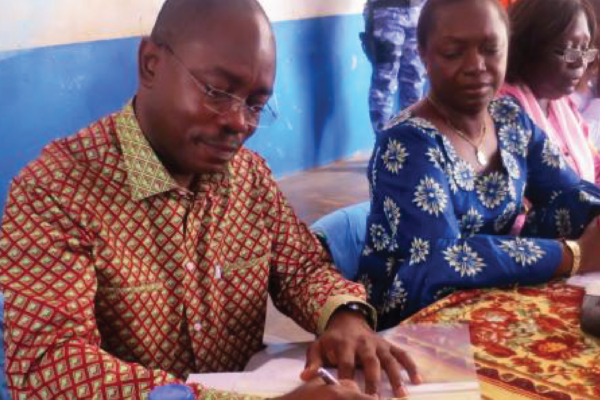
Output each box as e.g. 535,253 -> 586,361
221,102 -> 250,133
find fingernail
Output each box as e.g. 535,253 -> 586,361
366,385 -> 378,396
415,373 -> 424,384
300,369 -> 312,380
396,383 -> 407,398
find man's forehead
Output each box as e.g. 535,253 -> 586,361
180,34 -> 274,70
179,6 -> 271,43
177,39 -> 275,94
175,10 -> 273,58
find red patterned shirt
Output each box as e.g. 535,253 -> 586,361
0,104 -> 371,399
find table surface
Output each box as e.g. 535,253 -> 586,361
407,280 -> 600,400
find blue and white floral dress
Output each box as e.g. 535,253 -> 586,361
358,96 -> 600,330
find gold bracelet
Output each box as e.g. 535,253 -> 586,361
563,240 -> 581,276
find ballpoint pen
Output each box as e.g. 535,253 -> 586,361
317,367 -> 340,385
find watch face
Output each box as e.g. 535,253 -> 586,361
341,303 -> 374,329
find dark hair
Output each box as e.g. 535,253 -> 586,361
417,0 -> 509,49
588,0 -> 600,46
506,0 -> 598,83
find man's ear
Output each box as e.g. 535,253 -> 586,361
138,37 -> 162,89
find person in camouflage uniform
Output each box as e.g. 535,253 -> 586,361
362,0 -> 427,133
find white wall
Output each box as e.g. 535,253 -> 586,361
0,0 -> 364,52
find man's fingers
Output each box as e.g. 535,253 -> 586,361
357,342 -> 381,396
301,342 -> 324,381
391,346 -> 422,384
377,349 -> 406,398
339,380 -> 380,400
335,341 -> 357,381
339,379 -> 361,391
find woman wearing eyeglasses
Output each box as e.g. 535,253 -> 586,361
499,0 -> 600,187
354,0 -> 600,330
573,0 -> 600,150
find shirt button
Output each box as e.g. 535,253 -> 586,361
194,322 -> 202,332
215,265 -> 222,280
186,262 -> 195,272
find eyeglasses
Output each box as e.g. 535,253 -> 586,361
553,47 -> 599,65
158,42 -> 278,128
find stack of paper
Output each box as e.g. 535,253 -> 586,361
567,272 -> 600,291
188,324 -> 481,399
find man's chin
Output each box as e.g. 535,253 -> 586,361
194,158 -> 231,174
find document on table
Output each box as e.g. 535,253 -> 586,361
187,324 -> 481,399
567,272 -> 600,290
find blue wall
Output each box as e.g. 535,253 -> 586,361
0,14 -> 374,212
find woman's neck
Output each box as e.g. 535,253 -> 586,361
536,98 -> 551,117
524,79 -> 553,117
427,95 -> 488,139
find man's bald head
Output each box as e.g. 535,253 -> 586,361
150,0 -> 270,48
135,0 -> 277,180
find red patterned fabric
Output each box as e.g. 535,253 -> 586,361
0,104 -> 369,399
407,281 -> 600,399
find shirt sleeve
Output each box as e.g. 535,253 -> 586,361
520,112 -> 600,239
358,125 -> 563,330
257,161 -> 375,334
0,178 -> 259,400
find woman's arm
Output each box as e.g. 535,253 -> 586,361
358,123 -> 564,329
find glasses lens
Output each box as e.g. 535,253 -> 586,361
563,48 -> 580,63
202,102 -> 225,115
203,91 -> 239,114
247,110 -> 272,128
202,91 -> 278,129
584,49 -> 599,63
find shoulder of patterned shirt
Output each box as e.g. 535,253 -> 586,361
11,112 -> 123,193
11,110 -> 280,201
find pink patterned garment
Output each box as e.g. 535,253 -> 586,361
499,83 -> 600,185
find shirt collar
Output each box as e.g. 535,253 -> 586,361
115,102 -> 234,201
115,102 -> 179,201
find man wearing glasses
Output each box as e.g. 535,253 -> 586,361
0,0 -> 421,399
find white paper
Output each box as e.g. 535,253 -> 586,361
187,324 -> 481,399
566,272 -> 600,289
189,371 -> 479,399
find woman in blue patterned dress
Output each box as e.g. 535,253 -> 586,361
358,0 -> 600,330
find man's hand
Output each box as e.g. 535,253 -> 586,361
273,378 -> 376,400
301,309 -> 422,397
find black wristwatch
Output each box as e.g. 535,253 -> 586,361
336,302 -> 376,330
